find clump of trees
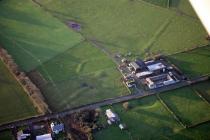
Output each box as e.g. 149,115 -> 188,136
65,110 -> 100,140
0,47 -> 50,114
123,102 -> 132,111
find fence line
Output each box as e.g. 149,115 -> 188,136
193,89 -> 210,105
156,94 -> 186,128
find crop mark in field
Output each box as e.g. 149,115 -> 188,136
143,17 -> 172,55
76,60 -> 87,73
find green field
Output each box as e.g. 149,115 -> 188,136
0,131 -> 13,140
37,41 -> 127,111
0,60 -> 37,124
95,96 -> 182,140
160,87 -> 210,126
0,0 -> 83,71
192,80 -> 210,103
35,0 -> 208,56
0,0 -> 127,111
94,95 -> 210,140
168,45 -> 210,78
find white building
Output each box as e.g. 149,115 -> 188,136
136,71 -> 153,78
17,130 -> 30,140
129,62 -> 140,72
36,134 -> 52,140
119,124 -> 127,130
50,122 -> 64,134
146,74 -> 176,89
147,62 -> 166,72
105,109 -> 119,123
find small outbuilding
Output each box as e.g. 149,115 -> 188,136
145,73 -> 176,89
119,123 -> 127,130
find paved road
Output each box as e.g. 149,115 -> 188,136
0,76 -> 208,132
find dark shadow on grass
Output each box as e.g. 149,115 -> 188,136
167,56 -> 201,78
169,0 -> 180,7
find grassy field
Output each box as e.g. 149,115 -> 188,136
0,0 -> 83,71
35,0 -> 208,57
0,0 -> 128,111
0,131 -> 13,140
160,87 -> 210,126
167,45 -> 210,78
36,41 -> 127,111
0,60 -> 37,124
94,95 -> 210,140
142,0 -> 169,7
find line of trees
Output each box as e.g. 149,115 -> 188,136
0,47 -> 51,114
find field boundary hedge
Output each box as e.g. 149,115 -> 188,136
156,94 -> 186,128
187,119 -> 210,128
167,44 -> 210,57
0,46 -> 51,114
193,89 -> 210,105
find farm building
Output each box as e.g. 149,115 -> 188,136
17,130 -> 30,140
129,62 -> 141,73
119,123 -> 127,130
136,71 -> 153,78
105,109 -> 120,123
145,73 -> 177,89
147,62 -> 166,72
129,59 -> 148,73
50,122 -> 64,134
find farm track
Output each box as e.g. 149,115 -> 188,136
0,75 -> 209,132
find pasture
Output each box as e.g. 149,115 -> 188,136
35,0 -> 208,56
0,0 -> 83,71
36,41 -> 127,111
0,60 -> 37,124
167,45 -> 210,78
94,95 -> 210,140
0,0 -> 209,112
160,87 -> 210,126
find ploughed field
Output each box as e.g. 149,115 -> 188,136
94,81 -> 210,140
0,60 -> 37,124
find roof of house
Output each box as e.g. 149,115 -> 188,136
136,71 -> 153,78
147,63 -> 166,71
106,109 -> 117,118
52,123 -> 64,133
130,62 -> 140,70
146,74 -> 168,82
